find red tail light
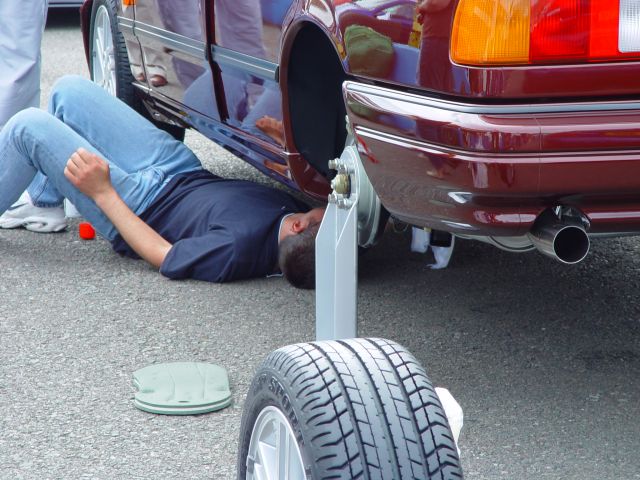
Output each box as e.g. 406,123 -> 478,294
451,0 -> 640,66
530,0 -> 590,62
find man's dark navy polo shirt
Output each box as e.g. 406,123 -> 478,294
111,170 -> 309,282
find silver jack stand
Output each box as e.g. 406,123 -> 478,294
315,170 -> 358,340
315,125 -> 383,341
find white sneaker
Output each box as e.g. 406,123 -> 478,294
0,192 -> 67,233
64,199 -> 82,218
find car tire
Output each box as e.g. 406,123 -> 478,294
88,0 -> 185,141
237,338 -> 463,479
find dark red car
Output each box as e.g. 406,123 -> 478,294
80,0 -> 640,263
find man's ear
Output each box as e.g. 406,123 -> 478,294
291,218 -> 305,234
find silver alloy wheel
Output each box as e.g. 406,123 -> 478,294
91,5 -> 117,95
246,406 -> 305,480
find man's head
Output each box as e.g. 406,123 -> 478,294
278,208 -> 325,289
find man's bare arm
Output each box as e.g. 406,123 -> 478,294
64,148 -> 172,269
417,0 -> 450,21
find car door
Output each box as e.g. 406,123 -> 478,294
133,0 -> 221,121
212,0 -> 295,148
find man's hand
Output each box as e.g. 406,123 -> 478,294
64,148 -> 113,201
64,147 -> 171,269
417,0 -> 450,23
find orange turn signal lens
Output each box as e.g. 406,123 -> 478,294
451,0 -> 530,65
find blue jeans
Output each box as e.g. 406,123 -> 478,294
0,75 -> 202,240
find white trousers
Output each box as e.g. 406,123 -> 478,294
0,0 -> 49,128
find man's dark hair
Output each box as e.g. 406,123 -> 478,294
278,223 -> 321,289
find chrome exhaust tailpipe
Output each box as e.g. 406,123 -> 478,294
527,210 -> 590,264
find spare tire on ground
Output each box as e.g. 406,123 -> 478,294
237,337 -> 463,479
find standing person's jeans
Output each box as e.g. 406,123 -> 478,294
0,75 -> 202,241
0,0 -> 52,207
0,0 -> 48,127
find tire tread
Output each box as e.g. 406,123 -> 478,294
237,339 -> 463,479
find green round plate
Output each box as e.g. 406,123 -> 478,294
132,362 -> 232,415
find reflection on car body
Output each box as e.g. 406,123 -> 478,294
336,0 -> 415,44
49,0 -> 83,8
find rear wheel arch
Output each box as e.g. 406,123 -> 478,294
282,22 -> 390,247
282,22 -> 349,179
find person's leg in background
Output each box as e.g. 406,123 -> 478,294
0,0 -> 68,232
128,1 -> 167,86
215,0 -> 267,124
0,0 -> 47,125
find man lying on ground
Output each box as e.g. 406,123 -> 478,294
0,75 -> 322,288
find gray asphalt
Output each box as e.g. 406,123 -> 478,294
1,10 -> 639,480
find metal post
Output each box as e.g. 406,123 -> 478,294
315,194 -> 358,340
314,119 -> 382,341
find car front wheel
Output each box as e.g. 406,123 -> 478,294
89,0 -> 185,140
237,338 -> 463,479
89,0 -> 136,103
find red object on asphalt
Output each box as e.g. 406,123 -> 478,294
79,222 -> 95,240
